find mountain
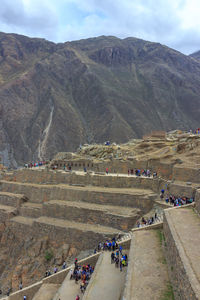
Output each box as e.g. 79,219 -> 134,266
1,32 -> 200,167
190,50 -> 200,61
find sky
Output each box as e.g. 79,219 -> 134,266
0,0 -> 200,54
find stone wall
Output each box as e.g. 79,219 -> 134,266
42,201 -> 140,231
194,189 -> 200,214
0,209 -> 16,222
8,218 -> 117,251
0,181 -> 156,212
7,281 -> 43,300
163,209 -> 199,300
173,165 -> 200,183
6,253 -> 101,300
4,168 -> 162,190
43,252 -> 101,284
0,192 -> 26,208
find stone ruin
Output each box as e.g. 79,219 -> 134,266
0,142 -> 199,299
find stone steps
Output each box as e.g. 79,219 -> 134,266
42,200 -> 141,231
164,207 -> 200,299
32,283 -> 60,300
123,229 -> 172,300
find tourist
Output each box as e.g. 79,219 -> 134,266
111,252 -> 115,263
76,295 -> 80,300
23,296 -> 27,300
112,240 -> 116,251
70,269 -> 73,280
7,287 -> 11,296
98,242 -> 102,251
19,282 -> 23,290
54,266 -> 58,273
106,168 -> 109,174
74,258 -> 78,266
115,257 -> 119,268
62,261 -> 67,269
120,260 -> 122,271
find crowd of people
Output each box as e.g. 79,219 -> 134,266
159,188 -> 195,206
70,258 -> 94,294
24,161 -> 47,168
94,238 -> 119,253
127,168 -> 157,177
165,195 -> 194,206
136,212 -> 160,228
110,249 -> 128,271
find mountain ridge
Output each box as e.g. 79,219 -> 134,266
0,32 -> 200,167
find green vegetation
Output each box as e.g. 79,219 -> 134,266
161,282 -> 175,300
156,229 -> 165,246
156,229 -> 167,264
45,250 -> 53,262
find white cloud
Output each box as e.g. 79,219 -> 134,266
0,0 -> 200,54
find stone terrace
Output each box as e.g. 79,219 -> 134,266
1,166 -> 200,299
0,169 -> 159,254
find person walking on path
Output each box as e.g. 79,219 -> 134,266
120,260 -> 123,272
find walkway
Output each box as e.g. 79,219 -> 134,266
53,270 -> 83,300
83,252 -> 127,300
124,229 -> 172,299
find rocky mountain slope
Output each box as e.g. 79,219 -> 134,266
1,32 -> 200,167
190,50 -> 200,61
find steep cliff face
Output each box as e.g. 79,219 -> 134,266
1,33 -> 200,166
